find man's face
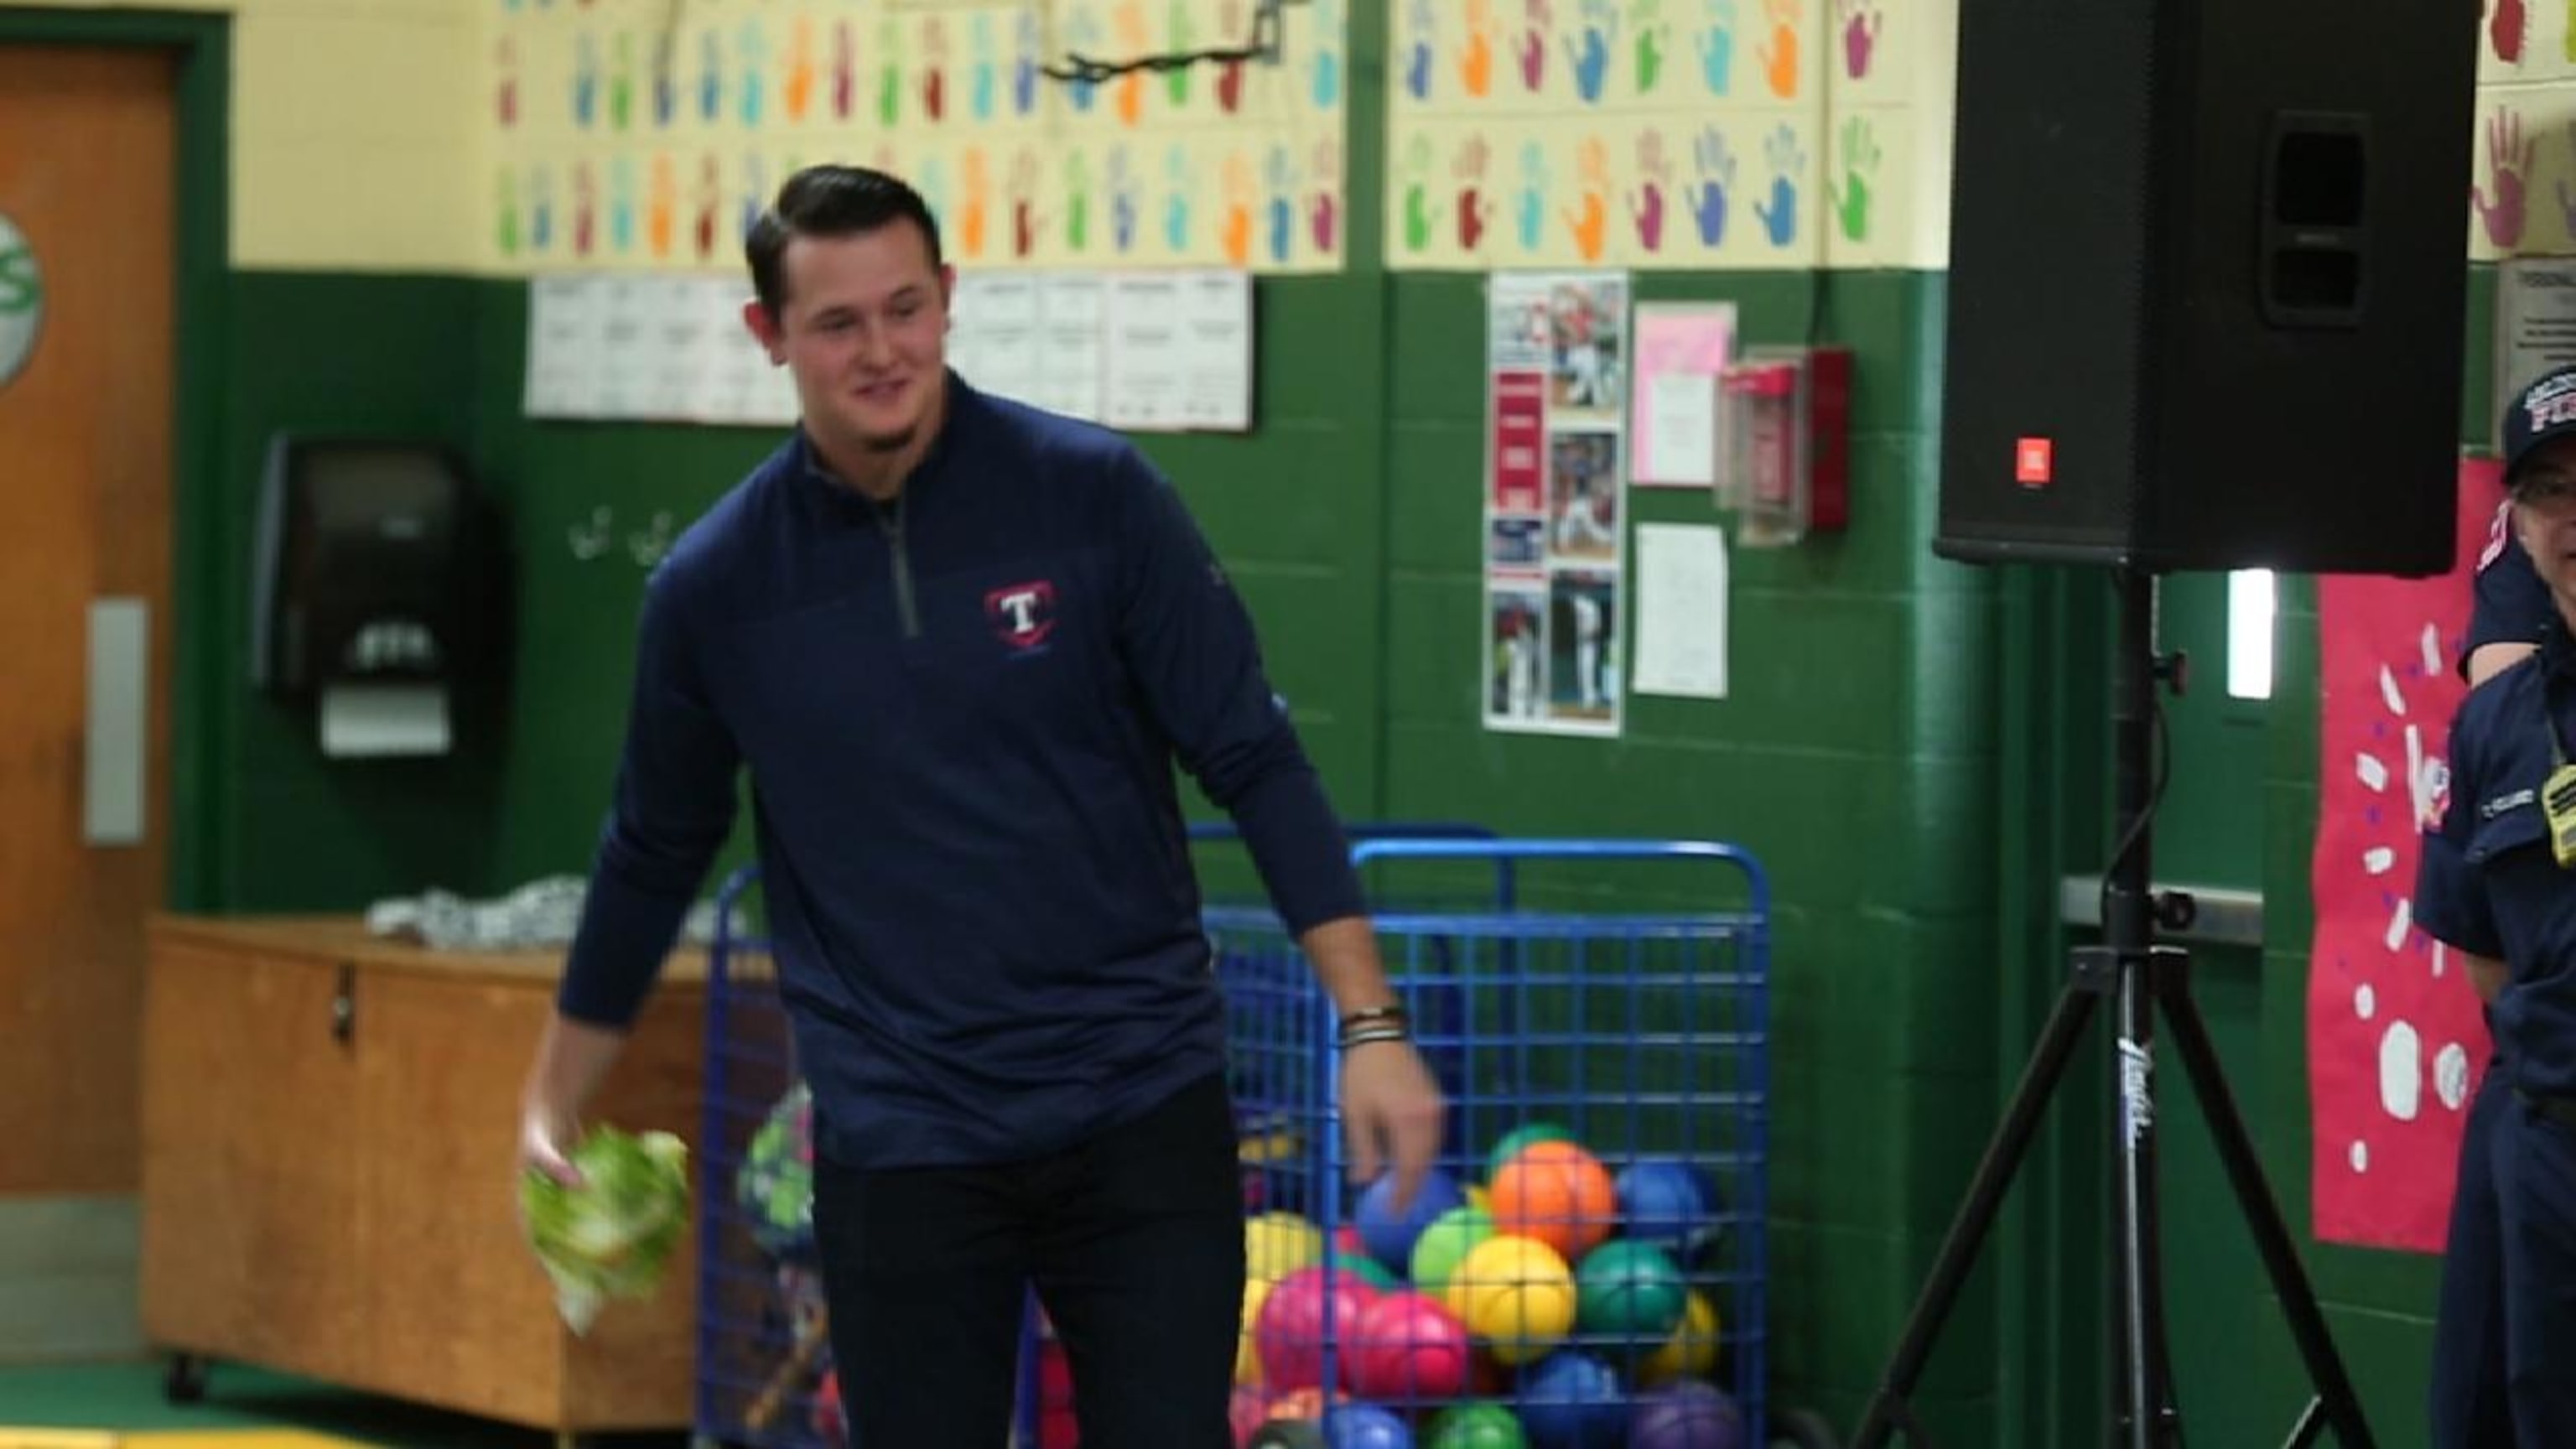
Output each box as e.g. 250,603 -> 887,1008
2514,434 -> 2576,605
746,221 -> 953,460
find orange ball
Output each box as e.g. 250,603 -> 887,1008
1488,1140 -> 1618,1260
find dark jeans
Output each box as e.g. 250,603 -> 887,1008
2498,1093 -> 2576,1446
811,1072 -> 1245,1448
2433,1065 -> 2515,1449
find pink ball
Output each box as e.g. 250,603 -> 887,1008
1340,1287 -> 1472,1402
1254,1265 -> 1368,1391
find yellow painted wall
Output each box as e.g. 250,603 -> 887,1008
17,0 -> 480,273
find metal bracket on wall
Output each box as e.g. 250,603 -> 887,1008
1041,0 -> 1308,84
2059,876 -> 2263,949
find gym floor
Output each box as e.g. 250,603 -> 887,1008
0,1362 -> 688,1449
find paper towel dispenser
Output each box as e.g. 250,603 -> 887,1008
249,434 -> 507,717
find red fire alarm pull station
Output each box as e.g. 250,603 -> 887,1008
1718,346 -> 1852,547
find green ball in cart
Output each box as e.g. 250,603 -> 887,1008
1573,1239 -> 1689,1342
1425,1400 -> 1529,1449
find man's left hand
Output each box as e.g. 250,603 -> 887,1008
1341,1040 -> 1447,1211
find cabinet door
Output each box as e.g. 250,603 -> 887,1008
354,967 -> 702,1430
350,968 -> 567,1424
140,943 -> 367,1381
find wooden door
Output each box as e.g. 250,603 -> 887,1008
0,46 -> 176,1195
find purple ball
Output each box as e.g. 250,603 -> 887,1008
1629,1379 -> 1746,1449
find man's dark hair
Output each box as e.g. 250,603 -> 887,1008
745,165 -> 944,319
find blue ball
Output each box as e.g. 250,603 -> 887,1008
1615,1159 -> 1720,1255
1324,1403 -> 1417,1449
1516,1350 -> 1624,1449
1354,1167 -> 1467,1272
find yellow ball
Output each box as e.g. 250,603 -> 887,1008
1244,1211 -> 1322,1285
1236,1276 -> 1272,1385
1442,1233 -> 1576,1365
1635,1288 -> 1723,1387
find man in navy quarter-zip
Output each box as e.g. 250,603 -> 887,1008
512,164 -> 1446,1446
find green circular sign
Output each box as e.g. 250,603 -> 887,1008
0,213 -> 43,389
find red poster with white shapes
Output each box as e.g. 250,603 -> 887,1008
2309,460 -> 2505,1251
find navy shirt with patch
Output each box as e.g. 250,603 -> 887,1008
2468,499 -> 2553,671
2418,618 -> 2576,1101
558,374 -> 1364,1169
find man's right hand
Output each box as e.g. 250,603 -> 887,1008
518,1100 -> 584,1189
515,1010 -> 632,1192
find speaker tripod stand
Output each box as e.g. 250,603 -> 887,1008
1852,569 -> 2376,1449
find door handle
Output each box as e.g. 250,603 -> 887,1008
84,596 -> 147,846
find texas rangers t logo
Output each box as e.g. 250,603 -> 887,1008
986,580 -> 1057,650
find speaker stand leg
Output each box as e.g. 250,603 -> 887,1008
1849,948 -> 2116,1449
2153,948 -> 2376,1448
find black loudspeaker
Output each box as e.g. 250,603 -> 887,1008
1933,0 -> 2480,576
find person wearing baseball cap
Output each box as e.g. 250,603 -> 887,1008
2418,361 -> 2576,1447
2466,366 -> 2576,681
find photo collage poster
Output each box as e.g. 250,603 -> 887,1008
1484,270 -> 1631,736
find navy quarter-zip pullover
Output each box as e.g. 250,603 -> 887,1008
558,375 -> 1364,1168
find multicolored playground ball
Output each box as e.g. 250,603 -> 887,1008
1441,1233 -> 1577,1365
1409,1204 -> 1496,1292
1327,1247 -> 1402,1296
733,1083 -> 814,1260
1248,1209 -> 1327,1285
1488,1140 -> 1619,1262
1634,1289 -> 1723,1388
1484,1121 -> 1578,1181
1341,1287 -> 1473,1400
1516,1349 -> 1626,1449
1254,1264 -> 1370,1390
1239,1276 -> 1273,1385
1425,1400 -> 1530,1449
1613,1157 -> 1722,1254
1318,1402 -> 1414,1449
1355,1166 -> 1467,1270
1571,1239 -> 1689,1345
1629,1379 -> 1748,1449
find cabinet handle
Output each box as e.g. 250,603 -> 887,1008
332,962 -> 356,1043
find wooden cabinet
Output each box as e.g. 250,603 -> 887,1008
139,916 -> 705,1434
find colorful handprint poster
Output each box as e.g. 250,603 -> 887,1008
486,0 -> 1348,274
1391,0 -> 1929,269
2463,93 -> 2576,262
1487,271 -> 1628,736
2307,462 -> 2498,1253
1027,0 -> 1348,270
2475,0 -> 2576,85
